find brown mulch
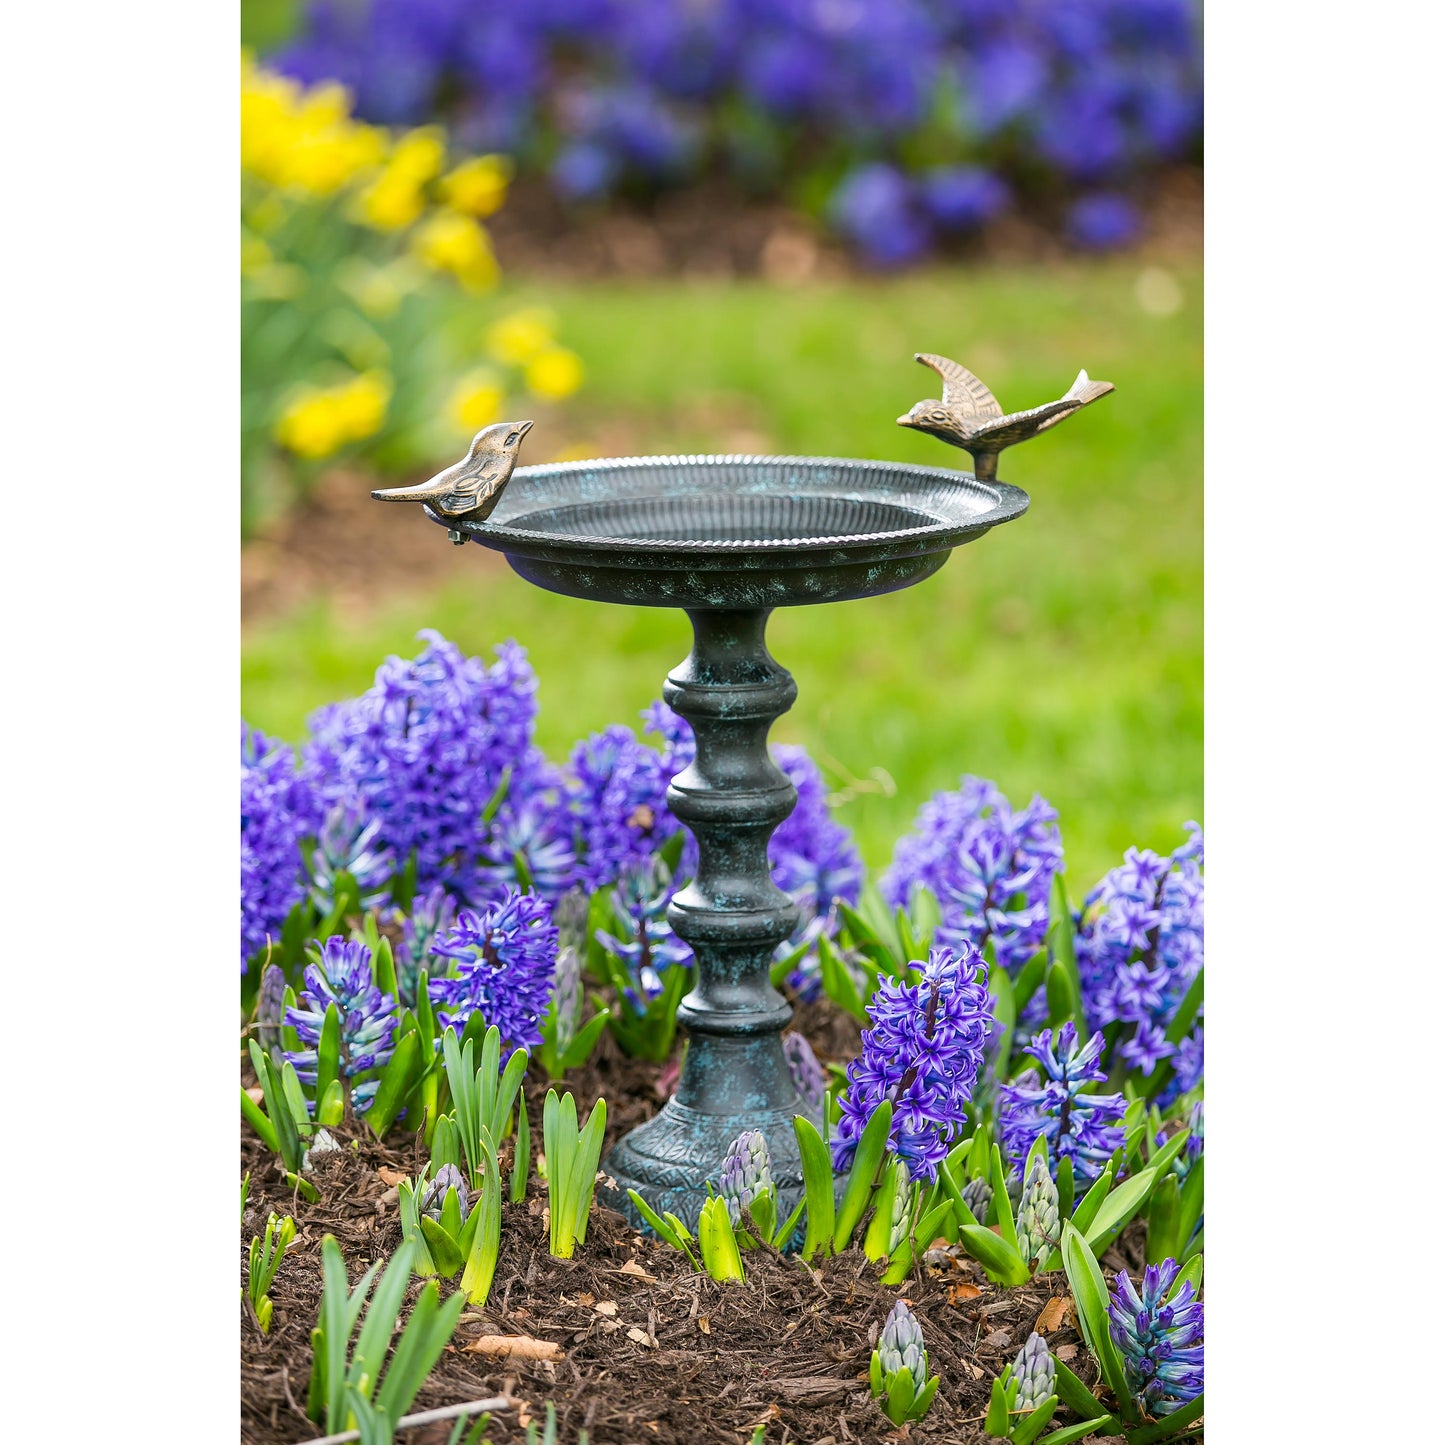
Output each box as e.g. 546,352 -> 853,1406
485,170 -> 1203,284
241,999 -> 1116,1445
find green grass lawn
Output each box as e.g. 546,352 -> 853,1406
242,258 -> 1201,890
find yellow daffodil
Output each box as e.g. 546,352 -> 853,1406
241,58 -> 384,195
484,307 -> 556,366
524,346 -> 585,401
440,154 -> 513,217
411,211 -> 499,292
274,370 -> 392,459
447,369 -> 506,432
355,167 -> 428,231
388,127 -> 446,183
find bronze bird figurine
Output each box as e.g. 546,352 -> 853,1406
371,419 -> 534,519
897,354 -> 1114,480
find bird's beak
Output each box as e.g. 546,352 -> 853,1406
515,419 -> 534,439
896,412 -> 917,427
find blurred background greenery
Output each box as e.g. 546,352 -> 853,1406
241,4 -> 1201,891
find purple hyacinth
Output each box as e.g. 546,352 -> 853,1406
385,883 -> 457,1010
1076,825 -> 1203,1071
1107,1260 -> 1204,1417
881,776 -> 1064,988
595,859 -> 694,1011
309,802 -> 395,914
274,1 -> 1202,261
997,1022 -> 1127,1182
284,937 -> 397,1113
833,946 -> 992,1182
241,723 -> 317,973
768,744 -> 865,1001
769,745 -> 865,917
303,631 -> 545,900
476,794 -> 579,903
1067,193 -> 1142,250
565,705 -> 690,892
783,1032 -> 826,1114
428,889 -> 559,1054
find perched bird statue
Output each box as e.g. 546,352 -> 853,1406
897,354 -> 1113,480
371,419 -> 534,520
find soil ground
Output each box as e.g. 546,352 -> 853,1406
241,997 -> 1150,1445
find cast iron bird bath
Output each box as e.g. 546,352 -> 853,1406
373,354 -> 1111,1229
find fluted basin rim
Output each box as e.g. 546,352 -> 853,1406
448,453 -> 1029,554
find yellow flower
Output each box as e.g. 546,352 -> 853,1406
412,210 -> 499,292
332,369 -> 392,440
355,166 -> 428,231
447,369 -> 506,433
388,127 -> 446,183
524,346 -> 585,401
240,57 -> 384,195
440,154 -> 513,217
274,370 -> 392,459
485,307 -> 556,366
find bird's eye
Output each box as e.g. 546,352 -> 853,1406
504,431 -> 520,446
932,410 -> 948,422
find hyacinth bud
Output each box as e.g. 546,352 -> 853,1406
552,886 -> 590,953
878,1300 -> 927,1380
1012,1332 -> 1056,1412
1016,1155 -> 1060,1266
783,1032 -> 826,1114
888,1167 -> 911,1254
962,1175 -> 994,1222
551,945 -> 582,1054
256,962 -> 288,1057
718,1129 -> 774,1224
419,1163 -> 472,1225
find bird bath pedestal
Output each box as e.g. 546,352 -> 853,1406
387,453 -> 1029,1227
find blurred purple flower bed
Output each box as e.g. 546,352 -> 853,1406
273,0 -> 1202,265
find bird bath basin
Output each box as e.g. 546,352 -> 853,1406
441,454 -> 1028,610
374,353 -> 1108,1228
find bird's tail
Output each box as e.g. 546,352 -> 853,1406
1066,370 -> 1116,406
371,479 -> 449,503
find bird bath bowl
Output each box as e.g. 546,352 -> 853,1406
421,454 -> 1029,1228
375,352 -> 1110,1229
442,454 -> 1028,610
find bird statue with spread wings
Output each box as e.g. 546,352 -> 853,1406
372,419 -> 534,520
897,353 -> 1114,480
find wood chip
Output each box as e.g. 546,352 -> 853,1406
463,1334 -> 563,1361
984,1329 -> 1013,1348
1056,1344 -> 1079,1362
575,1292 -> 596,1307
697,1316 -> 710,1335
594,1301 -> 618,1317
245,1086 -> 265,1105
376,1166 -> 409,1188
1036,1296 -> 1074,1333
616,1260 -> 658,1282
627,1326 -> 654,1348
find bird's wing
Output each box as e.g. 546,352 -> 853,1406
915,353 -> 1003,422
452,463 -> 502,503
973,398 -> 1081,448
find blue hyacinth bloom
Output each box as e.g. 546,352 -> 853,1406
1107,1258 -> 1204,1417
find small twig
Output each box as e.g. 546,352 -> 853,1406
290,1394 -> 514,1445
279,1365 -> 309,1424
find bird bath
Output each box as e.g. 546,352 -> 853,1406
374,356 -> 1108,1228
